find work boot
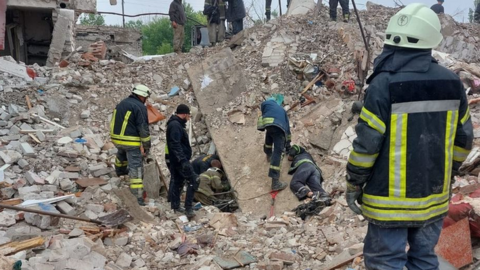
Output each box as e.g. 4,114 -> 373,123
271,178 -> 287,191
331,17 -> 336,21
343,14 -> 350,23
173,206 -> 185,214
312,191 -> 331,206
186,209 -> 196,219
131,188 -> 145,206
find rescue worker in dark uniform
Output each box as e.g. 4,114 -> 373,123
110,84 -> 152,205
430,0 -> 444,14
204,0 -> 226,45
226,0 -> 245,35
265,0 -> 290,21
257,96 -> 291,191
166,104 -> 199,218
345,4 -> 473,269
288,145 -> 330,203
191,154 -> 220,175
329,0 -> 350,22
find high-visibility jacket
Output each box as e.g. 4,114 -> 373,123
110,95 -> 151,150
347,46 -> 473,227
257,99 -> 292,143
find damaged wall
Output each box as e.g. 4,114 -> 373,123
75,25 -> 143,59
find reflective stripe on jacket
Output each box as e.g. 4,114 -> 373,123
347,46 -> 473,227
110,95 -> 151,149
257,100 -> 292,142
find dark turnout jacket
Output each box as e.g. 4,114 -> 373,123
192,154 -> 220,175
110,95 -> 151,150
169,0 -> 186,25
166,115 -> 192,166
475,3 -> 480,23
347,45 -> 473,227
226,0 -> 245,22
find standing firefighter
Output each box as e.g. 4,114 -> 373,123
166,104 -> 199,218
204,0 -> 226,45
226,0 -> 245,35
329,0 -> 350,22
288,145 -> 330,203
110,85 -> 152,205
169,0 -> 186,53
346,4 -> 473,269
257,96 -> 291,191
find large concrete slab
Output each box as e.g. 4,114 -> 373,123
287,0 -> 315,16
187,48 -> 298,216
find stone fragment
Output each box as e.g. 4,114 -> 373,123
69,228 -> 84,237
92,167 -> 112,177
18,185 -> 41,197
36,131 -> 46,141
17,158 -> 29,168
25,171 -> 44,185
20,143 -> 35,157
0,211 -> 16,227
257,261 -> 284,270
56,201 -> 75,215
81,110 -> 91,119
85,204 -> 104,214
116,252 -> 132,268
60,178 -> 74,191
0,150 -> 22,164
57,137 -> 73,145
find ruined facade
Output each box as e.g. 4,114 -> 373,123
75,25 -> 143,61
0,0 -> 96,66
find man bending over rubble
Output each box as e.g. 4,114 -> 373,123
110,84 -> 152,205
346,4 -> 473,269
257,95 -> 291,191
288,145 -> 330,203
194,160 -> 231,206
166,104 -> 199,218
191,154 -> 220,175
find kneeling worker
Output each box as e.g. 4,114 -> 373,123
194,160 -> 230,205
191,154 -> 220,175
288,145 -> 330,203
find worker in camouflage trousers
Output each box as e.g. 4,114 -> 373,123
204,0 -> 226,45
194,160 -> 230,206
288,145 -> 330,203
257,96 -> 291,191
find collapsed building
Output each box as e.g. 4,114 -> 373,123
0,1 -> 479,269
0,0 -> 96,66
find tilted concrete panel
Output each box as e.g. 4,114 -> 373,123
187,48 -> 299,216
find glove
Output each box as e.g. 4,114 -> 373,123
285,142 -> 292,152
346,179 -> 363,215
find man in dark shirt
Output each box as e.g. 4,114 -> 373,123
475,3 -> 480,23
430,0 -> 444,14
169,0 -> 187,53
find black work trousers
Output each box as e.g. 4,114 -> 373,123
264,126 -> 285,180
290,163 -> 326,200
170,164 -> 199,211
329,0 -> 349,19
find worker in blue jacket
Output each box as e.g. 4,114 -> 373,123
257,96 -> 291,191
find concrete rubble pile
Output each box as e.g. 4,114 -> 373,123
0,2 -> 478,270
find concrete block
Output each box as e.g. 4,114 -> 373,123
20,142 -> 35,157
56,201 -> 75,215
116,252 -> 132,268
17,158 -> 29,168
57,137 -> 73,145
9,125 -> 20,135
0,150 -> 21,164
59,178 -> 74,191
40,191 -> 55,199
60,172 -> 79,179
25,171 -> 44,185
46,170 -> 61,185
92,167 -> 112,177
20,123 -> 32,130
36,130 -> 46,141
88,163 -> 107,172
85,204 -> 104,214
18,185 -> 41,197
81,110 -> 90,119
1,187 -> 15,198
42,185 -> 58,192
70,129 -> 82,138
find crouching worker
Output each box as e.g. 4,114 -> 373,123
194,160 -> 231,206
288,145 -> 330,203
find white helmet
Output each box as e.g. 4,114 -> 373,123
132,84 -> 151,98
384,3 -> 443,49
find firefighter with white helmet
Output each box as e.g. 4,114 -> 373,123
110,84 -> 152,205
346,3 -> 473,269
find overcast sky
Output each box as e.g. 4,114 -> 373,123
96,0 -> 475,25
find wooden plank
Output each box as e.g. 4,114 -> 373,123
28,133 -> 41,144
0,198 -> 22,206
0,236 -> 45,256
20,129 -> 55,134
25,95 -> 32,110
65,166 -> 81,172
322,251 -> 363,270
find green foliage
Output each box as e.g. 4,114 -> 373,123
469,0 -> 480,22
79,14 -> 106,26
157,43 -> 174,54
271,10 -> 279,18
140,3 -> 206,55
125,20 -> 144,30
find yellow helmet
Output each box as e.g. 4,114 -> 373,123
132,84 -> 151,97
384,3 -> 443,49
